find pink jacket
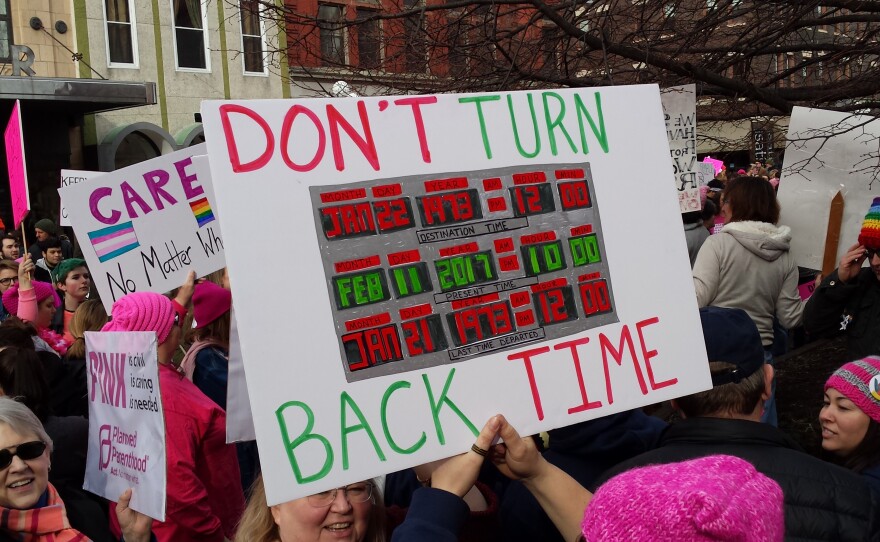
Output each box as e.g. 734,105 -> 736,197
112,363 -> 244,541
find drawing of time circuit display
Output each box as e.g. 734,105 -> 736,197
310,163 -> 618,382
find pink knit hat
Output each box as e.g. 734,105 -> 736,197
2,282 -> 61,316
101,292 -> 176,343
582,455 -> 784,542
192,281 -> 231,329
825,356 -> 880,423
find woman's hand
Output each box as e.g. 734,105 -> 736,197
18,254 -> 33,290
838,243 -> 867,283
115,488 -> 153,542
429,415 -> 501,498
173,270 -> 197,307
489,415 -> 548,483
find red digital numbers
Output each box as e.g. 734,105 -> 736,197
342,324 -> 403,371
446,301 -> 514,346
417,189 -> 482,226
533,286 -> 578,326
321,202 -> 377,240
401,315 -> 448,356
558,180 -> 592,210
373,198 -> 414,232
509,184 -> 556,217
579,279 -> 613,316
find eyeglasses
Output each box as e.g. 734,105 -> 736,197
0,277 -> 18,287
867,248 -> 879,260
0,441 -> 47,470
307,483 -> 373,508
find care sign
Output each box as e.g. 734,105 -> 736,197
60,170 -> 103,227
201,85 -> 712,505
779,107 -> 880,270
59,147 -> 225,312
4,100 -> 30,228
84,331 -> 166,521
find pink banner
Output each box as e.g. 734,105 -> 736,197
4,101 -> 30,228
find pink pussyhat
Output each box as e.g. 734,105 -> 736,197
582,455 -> 784,542
2,281 -> 60,316
102,291 -> 176,343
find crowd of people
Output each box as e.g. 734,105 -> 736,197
0,166 -> 876,542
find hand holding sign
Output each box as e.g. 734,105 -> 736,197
115,489 -> 153,542
430,415 -> 501,498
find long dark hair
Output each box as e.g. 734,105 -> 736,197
842,419 -> 880,474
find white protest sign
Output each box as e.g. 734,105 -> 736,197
779,107 -> 880,270
84,331 -> 166,521
60,170 -> 103,226
202,85 -> 712,504
226,306 -> 256,442
696,162 -> 715,187
59,148 -> 225,312
661,84 -> 699,212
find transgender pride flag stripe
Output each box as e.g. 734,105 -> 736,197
88,221 -> 140,262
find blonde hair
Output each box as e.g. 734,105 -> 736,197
65,299 -> 109,359
235,476 -> 386,542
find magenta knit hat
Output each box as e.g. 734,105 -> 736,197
192,281 -> 231,329
825,356 -> 880,423
2,282 -> 61,316
582,455 -> 784,542
101,291 -> 176,343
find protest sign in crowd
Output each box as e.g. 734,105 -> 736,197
0,86 -> 879,542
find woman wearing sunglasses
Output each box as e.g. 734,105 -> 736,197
805,197 -> 880,360
0,396 -> 152,541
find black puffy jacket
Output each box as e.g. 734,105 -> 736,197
596,417 -> 880,542
804,268 -> 880,360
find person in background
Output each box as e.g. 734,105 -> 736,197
0,396 -> 152,542
692,176 -> 803,425
33,237 -> 64,284
180,279 -> 260,494
701,199 -> 719,233
682,210 -> 710,267
52,258 -> 91,343
64,298 -> 108,362
820,356 -> 880,498
804,197 -> 880,360
0,260 -> 18,321
1,234 -> 20,261
3,256 -> 69,355
28,219 -> 72,263
102,275 -> 245,542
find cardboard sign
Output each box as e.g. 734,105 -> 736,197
84,331 -> 166,521
779,107 -> 880,270
696,162 -> 715,187
661,85 -> 699,212
4,101 -> 30,228
60,170 -> 103,227
59,148 -> 225,312
226,306 -> 256,442
201,85 -> 712,504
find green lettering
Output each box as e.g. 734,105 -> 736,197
353,276 -> 368,304
458,95 -> 501,159
276,401 -> 333,483
574,92 -> 609,153
570,237 -> 587,267
507,94 -> 541,158
542,92 -> 577,156
340,392 -> 386,470
408,265 -> 423,294
380,381 -> 427,454
366,272 -> 383,301
393,268 -> 409,296
422,368 -> 478,444
336,278 -> 352,308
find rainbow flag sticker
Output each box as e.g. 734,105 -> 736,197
190,197 -> 215,228
88,221 -> 140,262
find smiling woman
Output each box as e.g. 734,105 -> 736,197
821,356 -> 880,498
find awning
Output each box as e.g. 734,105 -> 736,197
0,76 -> 157,115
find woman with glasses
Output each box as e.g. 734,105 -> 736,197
2,256 -> 70,355
0,396 -> 152,541
692,176 -> 804,426
235,417 -> 502,542
0,260 -> 19,322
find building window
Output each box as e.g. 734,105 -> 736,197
104,0 -> 138,66
240,0 -> 265,73
355,8 -> 380,69
318,4 -> 345,65
172,0 -> 209,70
403,0 -> 426,72
0,0 -> 13,63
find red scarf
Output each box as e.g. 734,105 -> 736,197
0,483 -> 90,541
